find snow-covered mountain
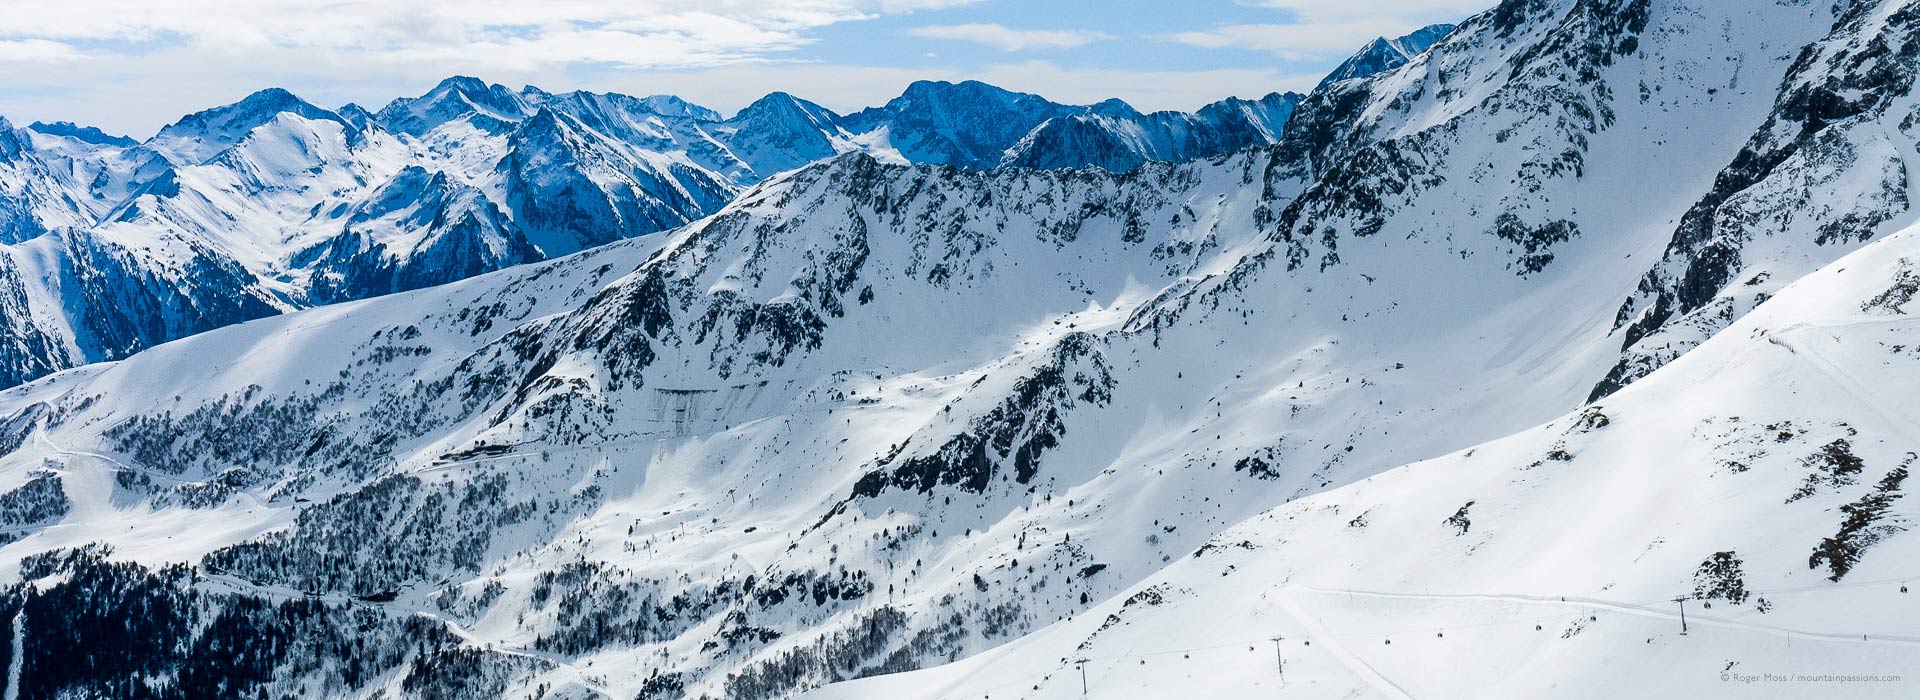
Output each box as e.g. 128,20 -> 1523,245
0,65 -> 1383,390
0,82 -> 743,389
6,1 -> 1915,699
839,81 -> 1305,172
998,93 -> 1300,172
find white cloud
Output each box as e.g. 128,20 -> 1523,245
1168,21 -> 1408,60
907,24 -> 1109,51
0,0 -> 993,134
0,39 -> 85,64
1240,0 -> 1489,24
0,0 -> 985,69
1174,0 -> 1482,59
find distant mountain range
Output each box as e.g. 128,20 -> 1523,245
0,26 -> 1449,391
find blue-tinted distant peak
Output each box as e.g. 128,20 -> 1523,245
1087,98 -> 1142,118
438,75 -> 491,92
632,94 -> 723,122
1315,23 -> 1457,91
27,121 -> 138,148
733,92 -> 838,123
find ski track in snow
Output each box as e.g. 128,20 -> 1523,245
1275,590 -> 1418,700
1767,321 -> 1920,446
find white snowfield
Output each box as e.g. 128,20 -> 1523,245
0,0 -> 1916,699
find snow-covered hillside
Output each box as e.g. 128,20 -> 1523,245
808,218 -> 1920,700
2,1 -> 1916,699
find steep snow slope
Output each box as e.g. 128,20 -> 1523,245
708,93 -> 856,178
809,218 -> 1920,700
0,119 -> 96,244
146,88 -> 361,168
18,121 -> 152,216
0,1 -> 1903,699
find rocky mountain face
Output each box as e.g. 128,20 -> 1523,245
1594,0 -> 1920,399
5,2 -> 1912,699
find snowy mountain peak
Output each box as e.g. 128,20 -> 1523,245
24,121 -> 136,148
631,93 -> 724,121
334,103 -> 375,130
736,91 -> 838,124
894,78 -> 1037,105
1314,22 -> 1456,90
1195,91 -> 1303,139
1087,98 -> 1142,118
0,117 -> 21,159
899,79 -> 1069,124
377,75 -> 532,136
715,92 -> 850,177
434,74 -> 494,94
147,87 -> 353,165
846,81 -> 1076,167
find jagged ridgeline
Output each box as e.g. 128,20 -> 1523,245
0,61 -> 1355,390
3,0 -> 1919,699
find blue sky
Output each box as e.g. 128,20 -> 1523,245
0,0 -> 1485,138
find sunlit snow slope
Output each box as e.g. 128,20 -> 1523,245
807,218 -> 1920,700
